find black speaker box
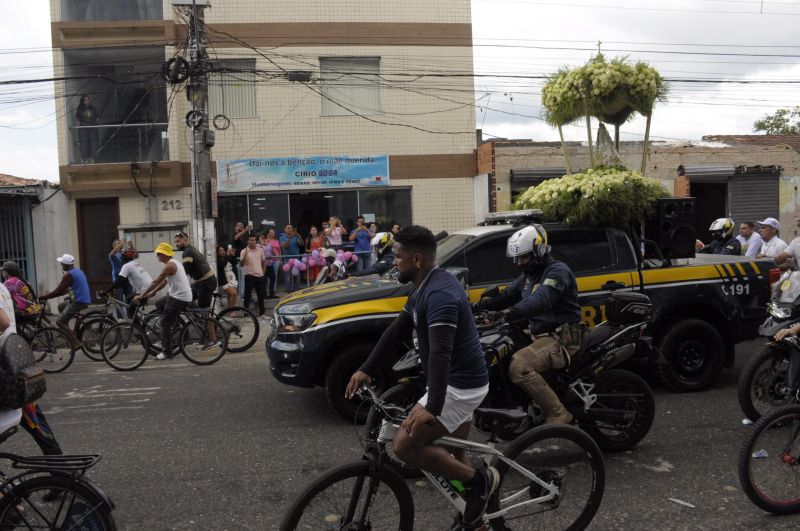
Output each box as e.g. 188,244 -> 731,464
644,198 -> 698,259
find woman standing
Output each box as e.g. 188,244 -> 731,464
324,217 -> 347,250
216,245 -> 238,308
264,228 -> 282,298
75,94 -> 99,163
305,225 -> 324,282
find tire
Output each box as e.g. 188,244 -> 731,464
489,423 -> 605,531
364,382 -> 427,478
0,474 -> 116,530
655,318 -> 725,392
279,461 -> 414,531
217,306 -> 260,353
100,322 -> 149,371
325,343 -> 389,424
738,344 -> 792,422
179,317 -> 228,365
77,316 -> 115,361
29,327 -> 75,373
738,404 -> 800,515
581,369 -> 655,452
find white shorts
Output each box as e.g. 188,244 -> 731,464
418,384 -> 489,433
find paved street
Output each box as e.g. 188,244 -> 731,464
3,335 -> 800,530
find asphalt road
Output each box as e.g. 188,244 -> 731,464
4,335 -> 800,530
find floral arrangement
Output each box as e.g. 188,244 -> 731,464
514,167 -> 668,228
541,54 -> 666,126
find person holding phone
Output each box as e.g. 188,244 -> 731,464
349,215 -> 373,273
325,217 -> 346,250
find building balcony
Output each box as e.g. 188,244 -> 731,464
69,122 -> 169,165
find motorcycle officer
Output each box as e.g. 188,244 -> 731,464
353,232 -> 395,277
472,224 -> 582,424
696,217 -> 741,255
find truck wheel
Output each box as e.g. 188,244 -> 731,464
655,319 -> 725,392
325,343 -> 388,424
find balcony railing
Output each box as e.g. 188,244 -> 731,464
69,123 -> 169,165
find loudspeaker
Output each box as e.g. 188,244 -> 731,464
644,198 -> 697,259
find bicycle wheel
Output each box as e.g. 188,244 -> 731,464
179,317 -> 228,365
738,404 -> 800,515
100,322 -> 149,371
217,306 -> 260,353
489,424 -> 605,531
29,327 -> 75,373
0,474 -> 116,530
279,461 -> 414,531
77,316 -> 115,361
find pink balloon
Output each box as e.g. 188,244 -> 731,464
351,254 -> 359,263
282,263 -> 291,272
291,266 -> 300,276
312,250 -> 320,259
310,259 -> 318,267
343,252 -> 352,261
299,263 -> 307,272
302,256 -> 309,263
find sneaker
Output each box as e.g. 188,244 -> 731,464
156,352 -> 173,360
462,466 -> 500,526
202,340 -> 222,351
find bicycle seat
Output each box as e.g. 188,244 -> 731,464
474,408 -> 528,424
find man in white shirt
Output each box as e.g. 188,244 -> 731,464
755,217 -> 788,260
736,221 -> 763,258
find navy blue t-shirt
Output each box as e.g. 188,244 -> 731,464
403,268 -> 488,390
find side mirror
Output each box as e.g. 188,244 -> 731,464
445,267 -> 470,290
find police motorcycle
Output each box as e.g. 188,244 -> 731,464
738,269 -> 800,421
366,290 -> 657,476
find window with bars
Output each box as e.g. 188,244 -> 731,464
208,60 -> 258,119
319,57 -> 382,116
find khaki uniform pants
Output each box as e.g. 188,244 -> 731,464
509,335 -> 570,400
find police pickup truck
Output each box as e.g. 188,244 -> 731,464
268,212 -> 776,422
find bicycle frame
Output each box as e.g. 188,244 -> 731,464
377,421 -> 560,520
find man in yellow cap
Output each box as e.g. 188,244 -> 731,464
134,242 -> 193,359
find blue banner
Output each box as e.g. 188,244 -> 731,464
216,155 -> 390,192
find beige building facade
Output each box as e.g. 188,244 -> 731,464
49,0 -> 482,294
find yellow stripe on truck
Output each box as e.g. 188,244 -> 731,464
734,262 -> 747,277
576,272 -> 633,292
312,296 -> 408,325
640,265 -> 723,285
724,263 -> 737,278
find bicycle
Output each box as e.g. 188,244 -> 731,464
74,294 -> 132,361
0,426 -> 116,530
738,394 -> 800,515
15,310 -> 75,374
99,300 -> 229,371
280,385 -> 606,530
208,292 -> 260,353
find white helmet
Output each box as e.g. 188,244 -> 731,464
506,224 -> 550,263
709,217 -> 735,239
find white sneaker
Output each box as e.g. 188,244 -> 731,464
156,353 -> 171,360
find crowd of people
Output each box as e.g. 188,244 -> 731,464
215,217 -> 402,316
695,216 -> 793,263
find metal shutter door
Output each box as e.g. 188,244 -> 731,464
728,174 -> 779,223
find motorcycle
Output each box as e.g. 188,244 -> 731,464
366,291 -> 659,475
738,269 -> 800,421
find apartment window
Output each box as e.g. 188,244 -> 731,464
319,57 -> 381,116
61,0 -> 162,21
208,60 -> 258,119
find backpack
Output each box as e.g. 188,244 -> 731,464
0,333 -> 46,409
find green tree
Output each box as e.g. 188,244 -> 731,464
753,106 -> 800,135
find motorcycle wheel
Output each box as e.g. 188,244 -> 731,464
581,369 -> 655,453
738,343 -> 792,422
364,382 -> 427,478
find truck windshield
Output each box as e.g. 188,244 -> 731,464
436,234 -> 475,262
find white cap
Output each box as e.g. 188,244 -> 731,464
56,254 -> 75,265
756,217 -> 781,231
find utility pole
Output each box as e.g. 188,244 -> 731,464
174,0 -> 215,260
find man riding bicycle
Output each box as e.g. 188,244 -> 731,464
174,232 -> 219,347
472,224 -> 582,425
38,254 -> 91,349
134,243 -> 193,360
346,225 -> 496,530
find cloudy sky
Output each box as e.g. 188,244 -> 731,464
1,0 -> 799,182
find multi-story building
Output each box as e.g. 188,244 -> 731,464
49,0 -> 482,295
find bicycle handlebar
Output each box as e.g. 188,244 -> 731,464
355,384 -> 407,422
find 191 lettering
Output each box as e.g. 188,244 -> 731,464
161,200 -> 183,211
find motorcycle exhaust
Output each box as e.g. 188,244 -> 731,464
596,343 -> 636,373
